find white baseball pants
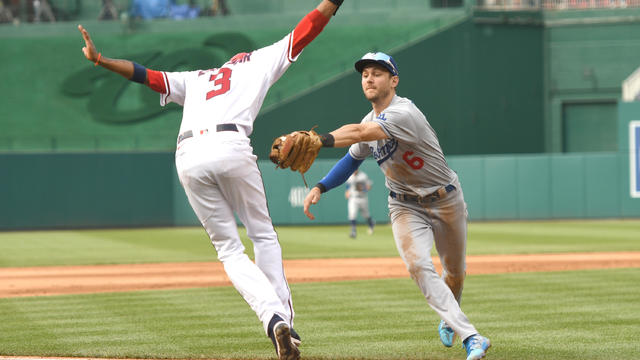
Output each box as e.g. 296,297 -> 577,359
348,196 -> 370,221
175,134 -> 294,334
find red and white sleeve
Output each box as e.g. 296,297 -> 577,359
146,69 -> 167,94
288,9 -> 331,61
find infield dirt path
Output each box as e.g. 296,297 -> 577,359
2,252 -> 640,298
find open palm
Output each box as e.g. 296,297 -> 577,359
77,24 -> 99,63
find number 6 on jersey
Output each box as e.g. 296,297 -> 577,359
403,150 -> 424,170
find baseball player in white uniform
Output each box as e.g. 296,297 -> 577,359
345,169 -> 374,238
77,1 -> 343,359
303,52 -> 491,360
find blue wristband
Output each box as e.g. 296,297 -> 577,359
130,62 -> 147,84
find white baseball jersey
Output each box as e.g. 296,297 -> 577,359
346,171 -> 371,199
144,8 -> 332,336
346,171 -> 371,221
158,35 -> 298,138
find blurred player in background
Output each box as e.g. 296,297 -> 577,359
77,1 -> 344,359
303,52 -> 491,360
345,169 -> 374,238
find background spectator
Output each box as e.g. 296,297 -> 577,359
130,0 -> 169,20
98,0 -> 119,20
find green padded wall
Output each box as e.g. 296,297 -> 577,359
2,151 -> 639,230
584,154 -> 621,217
0,152 -> 174,230
483,157 -> 518,220
550,154 -> 586,218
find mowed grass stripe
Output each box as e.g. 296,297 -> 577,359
468,220 -> 640,254
2,220 -> 640,267
0,268 -> 638,360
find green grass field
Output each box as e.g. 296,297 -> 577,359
1,219 -> 640,267
1,219 -> 639,360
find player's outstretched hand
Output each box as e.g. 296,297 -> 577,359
303,187 -> 322,220
77,24 -> 99,63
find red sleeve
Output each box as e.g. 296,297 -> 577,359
146,69 -> 167,93
290,9 -> 330,59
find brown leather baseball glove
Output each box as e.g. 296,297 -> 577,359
270,129 -> 323,186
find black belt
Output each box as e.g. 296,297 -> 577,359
216,123 -> 238,132
177,124 -> 238,144
389,184 -> 456,204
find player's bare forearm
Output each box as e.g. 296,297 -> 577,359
95,56 -> 137,80
330,122 -> 388,147
316,0 -> 339,18
78,24 -> 147,85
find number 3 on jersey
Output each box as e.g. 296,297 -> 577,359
206,68 -> 232,100
402,151 -> 424,170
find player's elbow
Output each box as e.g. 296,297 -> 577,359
352,126 -> 369,142
360,123 -> 387,142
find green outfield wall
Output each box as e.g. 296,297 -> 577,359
2,149 -> 640,230
0,152 -> 175,229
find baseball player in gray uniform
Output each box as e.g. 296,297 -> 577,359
78,1 -> 344,359
303,52 -> 491,360
345,169 -> 375,238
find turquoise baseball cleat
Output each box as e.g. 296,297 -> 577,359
463,334 -> 491,360
438,320 -> 455,347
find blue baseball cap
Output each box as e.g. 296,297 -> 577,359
354,52 -> 399,76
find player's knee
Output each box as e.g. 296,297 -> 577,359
406,260 -> 436,279
444,271 -> 465,289
218,249 -> 247,263
247,230 -> 278,244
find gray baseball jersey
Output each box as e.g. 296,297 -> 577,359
348,94 -> 477,340
349,95 -> 457,197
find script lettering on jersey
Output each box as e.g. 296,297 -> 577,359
376,113 -> 388,121
198,68 -> 217,77
371,139 -> 398,165
228,52 -> 253,65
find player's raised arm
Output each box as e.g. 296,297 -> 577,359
78,25 -> 138,80
316,0 -> 343,18
288,0 -> 343,59
78,24 -> 168,93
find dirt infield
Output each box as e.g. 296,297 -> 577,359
2,252 -> 640,298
